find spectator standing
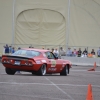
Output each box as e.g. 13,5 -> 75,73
47,48 -> 50,50
59,47 -> 66,56
72,48 -> 78,57
18,47 -> 21,50
29,46 -> 31,48
5,44 -> 9,54
66,48 -> 72,56
82,48 -> 88,57
90,49 -> 95,58
83,48 -> 88,55
91,49 -> 95,55
77,48 -> 82,57
51,48 -> 54,53
54,48 -> 59,57
9,46 -> 12,54
97,47 -> 100,57
12,47 -> 15,53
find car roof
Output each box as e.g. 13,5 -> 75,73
22,48 -> 50,53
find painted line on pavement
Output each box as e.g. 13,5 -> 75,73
45,77 -> 74,100
0,82 -> 100,88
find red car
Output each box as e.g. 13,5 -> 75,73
1,48 -> 71,76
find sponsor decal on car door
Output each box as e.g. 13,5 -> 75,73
51,60 -> 56,67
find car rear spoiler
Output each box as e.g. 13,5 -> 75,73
2,54 -> 33,60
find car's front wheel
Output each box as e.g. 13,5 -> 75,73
5,68 -> 16,75
38,64 -> 46,76
60,65 -> 68,76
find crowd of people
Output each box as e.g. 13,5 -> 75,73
43,47 -> 100,58
47,47 -> 100,58
3,44 -> 21,54
3,44 -> 100,58
65,47 -> 100,58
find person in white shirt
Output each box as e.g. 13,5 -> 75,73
66,48 -> 72,57
54,48 -> 59,57
59,47 -> 66,56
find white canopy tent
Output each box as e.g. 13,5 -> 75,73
0,0 -> 100,50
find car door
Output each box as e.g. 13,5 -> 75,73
45,52 -> 62,73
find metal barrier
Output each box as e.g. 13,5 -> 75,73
61,56 -> 100,66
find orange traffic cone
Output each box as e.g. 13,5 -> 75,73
93,62 -> 96,69
88,68 -> 95,71
86,84 -> 93,100
88,62 -> 96,71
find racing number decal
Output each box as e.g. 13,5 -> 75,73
51,60 -> 56,67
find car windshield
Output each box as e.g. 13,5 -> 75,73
12,50 -> 40,57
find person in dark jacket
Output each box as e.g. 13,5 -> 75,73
83,48 -> 88,55
5,44 -> 9,54
77,48 -> 82,57
91,49 -> 95,55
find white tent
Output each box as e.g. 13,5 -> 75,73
0,0 -> 100,53
14,0 -> 68,46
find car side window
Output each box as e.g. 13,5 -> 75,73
45,52 -> 55,59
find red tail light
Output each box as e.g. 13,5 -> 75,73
24,61 -> 33,66
2,59 -> 12,64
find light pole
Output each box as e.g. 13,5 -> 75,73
12,0 -> 16,45
66,0 -> 71,51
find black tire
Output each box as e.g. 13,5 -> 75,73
31,71 -> 37,75
37,64 -> 46,76
60,66 -> 68,76
32,71 -> 34,75
5,68 -> 16,75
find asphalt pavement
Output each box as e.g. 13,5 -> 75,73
0,63 -> 100,100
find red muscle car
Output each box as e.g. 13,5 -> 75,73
1,48 -> 72,76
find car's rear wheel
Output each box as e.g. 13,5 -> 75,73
60,65 -> 68,76
5,68 -> 16,75
38,64 -> 46,76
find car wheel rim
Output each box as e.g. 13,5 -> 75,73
42,65 -> 46,75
